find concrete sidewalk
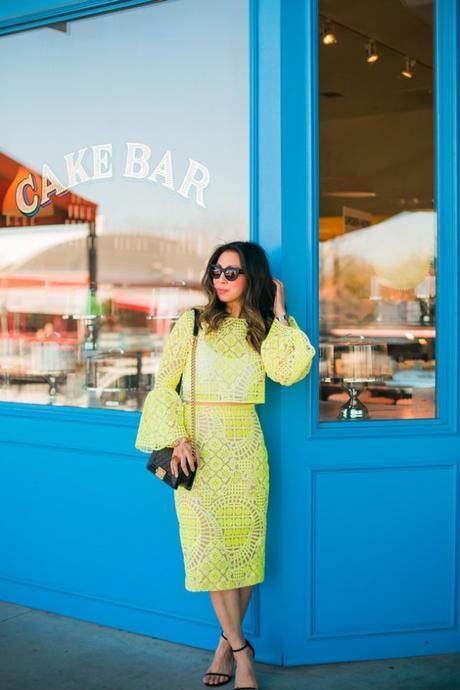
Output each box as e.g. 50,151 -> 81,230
0,600 -> 459,690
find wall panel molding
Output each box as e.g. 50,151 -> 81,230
307,464 -> 457,639
0,573 -> 259,634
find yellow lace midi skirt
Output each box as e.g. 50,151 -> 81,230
174,402 -> 270,592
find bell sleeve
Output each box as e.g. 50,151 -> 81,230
134,308 -> 194,452
260,315 -> 316,386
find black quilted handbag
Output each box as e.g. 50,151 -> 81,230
146,308 -> 199,490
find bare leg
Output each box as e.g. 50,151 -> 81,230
203,587 -> 258,689
203,585 -> 254,685
238,585 -> 253,623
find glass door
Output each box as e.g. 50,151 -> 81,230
318,0 -> 436,422
280,0 -> 460,665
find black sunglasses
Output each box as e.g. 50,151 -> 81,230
210,263 -> 245,281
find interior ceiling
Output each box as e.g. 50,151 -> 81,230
319,0 -> 434,219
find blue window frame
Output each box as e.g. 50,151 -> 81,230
279,0 -> 458,440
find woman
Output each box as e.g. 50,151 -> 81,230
135,241 -> 315,690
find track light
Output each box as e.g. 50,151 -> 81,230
365,39 -> 379,63
401,55 -> 416,78
321,19 -> 337,45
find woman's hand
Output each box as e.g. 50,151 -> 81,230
170,440 -> 201,478
272,277 -> 287,317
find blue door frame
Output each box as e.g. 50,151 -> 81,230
0,0 -> 459,667
279,0 -> 460,665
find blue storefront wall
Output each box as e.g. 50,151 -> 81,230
0,0 -> 459,668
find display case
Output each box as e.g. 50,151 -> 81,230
318,213 -> 436,422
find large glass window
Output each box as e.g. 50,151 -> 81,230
0,0 -> 249,410
318,0 -> 435,421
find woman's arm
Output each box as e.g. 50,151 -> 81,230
261,276 -> 316,385
260,314 -> 316,386
134,308 -> 195,452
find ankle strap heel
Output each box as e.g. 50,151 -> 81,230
229,638 -> 255,658
231,640 -> 249,653
221,630 -> 255,659
228,639 -> 258,690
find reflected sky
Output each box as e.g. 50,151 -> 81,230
0,0 -> 249,239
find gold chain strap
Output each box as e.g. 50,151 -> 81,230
190,318 -> 197,461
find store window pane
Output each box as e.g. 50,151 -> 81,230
0,0 -> 249,410
318,0 -> 435,421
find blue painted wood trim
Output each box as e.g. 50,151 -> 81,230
0,1 -> 163,36
253,0 -> 284,663
0,399 -> 142,458
306,0 -> 459,439
249,0 -> 259,244
434,0 -> 460,433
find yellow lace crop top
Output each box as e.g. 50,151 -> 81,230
135,308 -> 316,452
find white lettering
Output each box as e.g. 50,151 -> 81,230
177,158 -> 210,208
64,148 -> 90,187
41,164 -> 67,205
15,142 -> 209,217
92,143 -> 112,179
16,174 -> 40,216
148,149 -> 174,190
124,142 -> 151,178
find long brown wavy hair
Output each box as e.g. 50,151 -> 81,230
195,241 -> 278,353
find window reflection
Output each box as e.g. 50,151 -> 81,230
0,0 -> 249,410
318,0 -> 435,421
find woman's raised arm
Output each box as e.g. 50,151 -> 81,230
260,315 -> 316,386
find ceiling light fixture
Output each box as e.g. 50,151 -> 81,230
318,13 -> 432,77
365,39 -> 379,63
401,55 -> 416,78
321,19 -> 338,46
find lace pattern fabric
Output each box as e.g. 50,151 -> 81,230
134,308 -> 315,591
175,403 -> 269,591
135,308 -> 316,452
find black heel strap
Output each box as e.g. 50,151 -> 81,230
231,640 -> 249,653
